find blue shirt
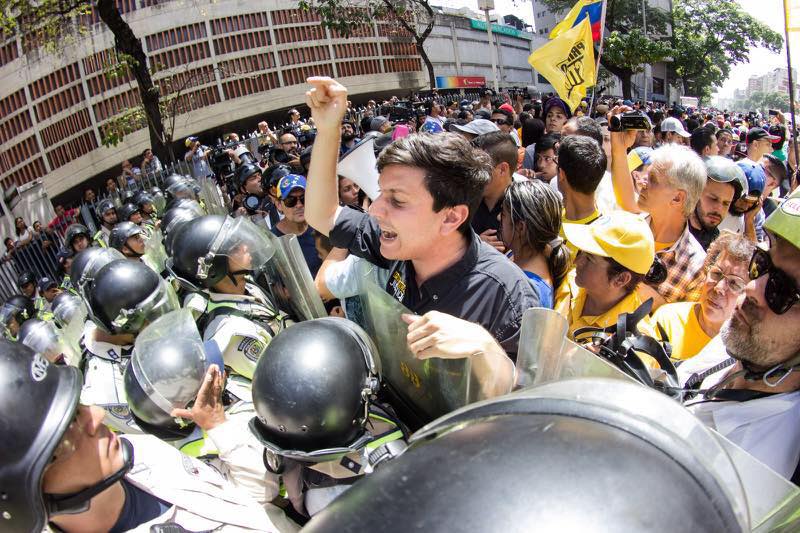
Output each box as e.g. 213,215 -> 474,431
524,271 -> 553,309
110,479 -> 171,533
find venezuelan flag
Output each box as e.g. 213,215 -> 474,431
549,0 -> 604,42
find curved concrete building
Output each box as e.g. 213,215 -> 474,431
0,0 -> 425,198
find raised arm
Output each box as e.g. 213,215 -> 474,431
305,77 -> 348,236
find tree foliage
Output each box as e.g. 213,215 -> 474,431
744,91 -> 791,115
0,0 -> 170,160
541,0 -> 672,99
299,0 -> 437,89
672,0 -> 783,103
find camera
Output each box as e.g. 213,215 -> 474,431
609,111 -> 653,132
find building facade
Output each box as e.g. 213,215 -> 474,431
0,0 -> 425,199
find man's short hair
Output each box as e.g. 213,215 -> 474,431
471,132 -> 518,174
565,116 -> 603,146
534,133 -> 560,155
377,133 -> 492,236
648,144 -> 707,218
762,153 -> 787,184
557,135 -> 607,195
690,127 -> 716,155
704,230 -> 755,270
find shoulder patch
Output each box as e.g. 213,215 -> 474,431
237,337 -> 266,362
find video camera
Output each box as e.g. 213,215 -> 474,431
609,111 -> 653,132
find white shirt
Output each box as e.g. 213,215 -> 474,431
324,254 -> 390,300
678,335 -> 800,479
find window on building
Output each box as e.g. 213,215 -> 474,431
652,77 -> 665,95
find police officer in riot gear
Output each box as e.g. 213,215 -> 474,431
161,206 -> 202,256
0,340 -> 279,533
93,198 -> 117,247
109,221 -> 146,259
249,317 -> 404,517
0,294 -> 35,340
64,223 -> 92,253
70,247 -> 126,303
167,214 -> 287,379
116,202 -> 143,225
17,271 -> 36,298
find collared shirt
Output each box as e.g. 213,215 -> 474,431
678,336 -> 800,479
688,222 -> 719,251
329,206 -> 539,359
471,198 -> 502,235
648,219 -> 707,304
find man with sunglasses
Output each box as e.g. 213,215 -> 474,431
271,174 -> 322,278
677,188 -> 800,479
0,341 -> 280,533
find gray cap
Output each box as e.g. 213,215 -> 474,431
449,119 -> 500,137
370,116 -> 389,131
704,155 -> 747,202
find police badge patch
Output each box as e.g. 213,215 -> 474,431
237,337 -> 266,362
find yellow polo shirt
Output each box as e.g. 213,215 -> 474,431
650,301 -> 710,361
555,270 -> 658,368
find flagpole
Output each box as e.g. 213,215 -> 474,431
783,0 -> 799,173
588,0 -> 608,113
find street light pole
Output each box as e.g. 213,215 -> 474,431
479,0 -> 500,93
642,0 -> 649,103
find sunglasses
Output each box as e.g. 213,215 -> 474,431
492,118 -> 510,125
749,247 -> 800,314
283,194 -> 305,208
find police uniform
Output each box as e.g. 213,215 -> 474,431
93,225 -> 112,248
79,321 -> 140,434
119,434 -> 286,532
185,283 -> 287,380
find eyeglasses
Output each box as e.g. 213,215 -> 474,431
706,266 -> 747,294
283,194 -> 305,208
536,154 -> 558,164
749,247 -> 800,314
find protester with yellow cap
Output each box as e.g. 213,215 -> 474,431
555,210 -> 656,341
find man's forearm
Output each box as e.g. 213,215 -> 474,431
610,145 -> 640,213
470,338 -> 515,399
306,125 -> 342,236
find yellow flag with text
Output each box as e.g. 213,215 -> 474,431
528,18 -> 595,112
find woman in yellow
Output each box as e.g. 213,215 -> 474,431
555,211 -> 656,340
650,231 -> 754,361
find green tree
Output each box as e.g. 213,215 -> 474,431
0,0 -> 170,160
745,91 -> 790,115
299,0 -> 437,89
541,0 -> 672,99
672,0 -> 783,104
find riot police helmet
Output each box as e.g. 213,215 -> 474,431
249,317 -> 381,461
0,295 -> 36,335
88,259 -> 179,334
167,215 -> 275,290
165,177 -> 197,201
18,318 -> 71,364
161,207 -> 201,255
17,271 -> 35,290
164,197 -> 204,215
51,292 -> 86,328
0,341 -> 133,532
233,162 -> 262,193
70,247 -> 125,301
109,221 -> 144,254
94,198 -> 116,220
116,202 -> 141,223
303,378 -> 749,533
162,172 -> 189,191
64,224 -> 91,249
136,192 -> 155,211
149,187 -> 167,214
124,309 -> 224,440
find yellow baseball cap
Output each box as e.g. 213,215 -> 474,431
564,211 -> 655,274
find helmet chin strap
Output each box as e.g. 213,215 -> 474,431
227,269 -> 252,287
45,438 -> 134,517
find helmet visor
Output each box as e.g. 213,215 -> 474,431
201,216 -> 276,278
21,321 -> 73,364
110,277 -> 180,333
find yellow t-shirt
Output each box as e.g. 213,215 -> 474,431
561,208 -> 602,265
650,301 -> 711,361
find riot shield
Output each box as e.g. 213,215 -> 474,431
143,227 -> 168,274
52,293 -> 88,362
197,175 -> 228,215
514,307 -> 636,388
259,231 -> 326,322
357,282 -> 481,424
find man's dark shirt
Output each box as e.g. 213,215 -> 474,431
471,198 -> 502,235
688,222 -> 719,252
271,225 -> 322,278
329,206 -> 539,359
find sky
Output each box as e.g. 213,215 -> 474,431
435,0 -> 793,100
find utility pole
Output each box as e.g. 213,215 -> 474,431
479,0 -> 500,93
642,0 -> 649,103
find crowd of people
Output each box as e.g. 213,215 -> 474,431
1,75 -> 799,532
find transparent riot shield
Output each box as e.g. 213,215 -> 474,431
52,293 -> 88,362
197,175 -> 228,215
514,307 -> 636,389
259,231 -> 326,322
358,282 -> 480,423
21,319 -> 80,366
143,227 -> 168,274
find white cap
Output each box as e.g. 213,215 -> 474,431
660,117 -> 691,138
449,119 -> 500,136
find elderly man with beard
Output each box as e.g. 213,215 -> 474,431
677,187 -> 800,480
688,156 -> 746,250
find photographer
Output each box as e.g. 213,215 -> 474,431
184,136 -> 213,179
